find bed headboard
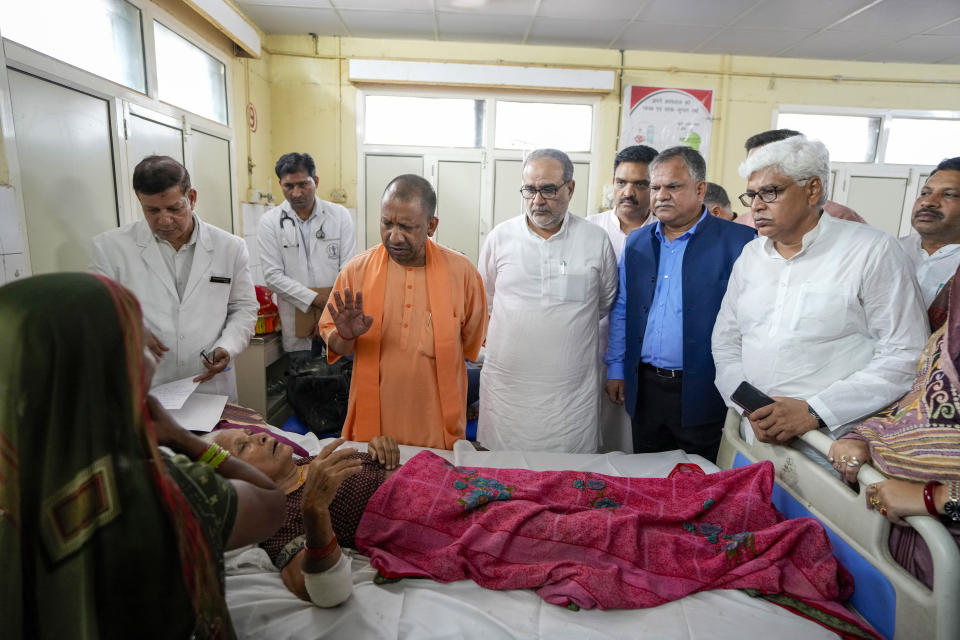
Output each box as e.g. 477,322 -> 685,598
716,409 -> 960,640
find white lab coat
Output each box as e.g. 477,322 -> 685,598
91,217 -> 257,400
258,198 -> 356,352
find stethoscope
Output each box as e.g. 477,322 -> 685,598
280,210 -> 325,248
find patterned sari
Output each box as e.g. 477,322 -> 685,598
844,269 -> 960,587
0,273 -> 234,639
846,273 -> 960,483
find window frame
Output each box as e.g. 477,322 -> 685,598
152,17 -> 230,126
774,104 -> 960,167
1,0 -> 237,232
356,86 -> 601,253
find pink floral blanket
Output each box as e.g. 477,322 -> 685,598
355,452 -> 853,611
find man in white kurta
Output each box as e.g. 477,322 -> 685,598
259,153 -> 356,353
712,137 -> 927,451
586,145 -> 658,453
479,149 -> 618,453
899,158 -> 960,309
92,155 -> 257,400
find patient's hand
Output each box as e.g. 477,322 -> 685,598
303,439 -> 363,513
828,438 -> 870,484
368,435 -> 400,470
747,397 -> 819,443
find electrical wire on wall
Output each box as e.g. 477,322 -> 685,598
613,49 -> 625,151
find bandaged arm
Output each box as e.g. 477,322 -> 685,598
280,508 -> 353,607
303,553 -> 353,607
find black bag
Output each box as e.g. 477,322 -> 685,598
285,350 -> 352,437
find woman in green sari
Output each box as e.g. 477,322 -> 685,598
0,273 -> 284,639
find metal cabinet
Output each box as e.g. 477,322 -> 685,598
234,332 -> 291,427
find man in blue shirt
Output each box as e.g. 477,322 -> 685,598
604,146 -> 755,461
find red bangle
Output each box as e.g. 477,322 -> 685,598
923,481 -> 942,516
303,536 -> 339,560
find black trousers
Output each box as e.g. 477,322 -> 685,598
632,364 -> 724,463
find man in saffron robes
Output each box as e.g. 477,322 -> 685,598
317,175 -> 487,449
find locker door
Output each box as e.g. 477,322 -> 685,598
191,129 -> 233,233
435,160 -> 481,264
8,69 -> 118,273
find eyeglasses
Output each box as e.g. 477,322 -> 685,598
738,179 -> 808,208
520,181 -> 569,200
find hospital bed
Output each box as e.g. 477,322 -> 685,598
223,420 -> 954,639
717,409 -> 960,640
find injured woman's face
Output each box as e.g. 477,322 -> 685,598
213,428 -> 296,481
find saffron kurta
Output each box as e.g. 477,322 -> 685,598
318,243 -> 486,449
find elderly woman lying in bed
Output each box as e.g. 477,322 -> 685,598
208,429 -> 398,607
829,268 -> 960,589
210,427 -> 881,638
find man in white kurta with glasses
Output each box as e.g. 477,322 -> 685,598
712,136 -> 927,467
478,148 -> 618,453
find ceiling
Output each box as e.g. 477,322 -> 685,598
234,0 -> 960,65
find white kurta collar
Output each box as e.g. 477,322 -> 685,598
759,210 -> 827,260
523,211 -> 572,241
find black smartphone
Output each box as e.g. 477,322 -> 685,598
731,381 -> 774,414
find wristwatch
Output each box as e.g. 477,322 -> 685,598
946,481 -> 960,523
807,405 -> 827,430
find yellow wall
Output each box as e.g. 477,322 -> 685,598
233,50 -> 274,206
261,35 -> 960,213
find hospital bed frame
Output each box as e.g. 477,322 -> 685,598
716,409 -> 960,640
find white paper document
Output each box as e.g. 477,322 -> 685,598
167,393 -> 228,432
150,376 -> 201,410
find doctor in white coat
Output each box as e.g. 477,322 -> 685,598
92,155 -> 257,400
258,152 -> 355,353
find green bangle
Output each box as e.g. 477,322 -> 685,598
198,443 -> 220,464
209,447 -> 231,470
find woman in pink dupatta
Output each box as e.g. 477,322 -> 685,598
830,267 -> 960,588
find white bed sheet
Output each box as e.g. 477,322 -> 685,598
224,438 -> 840,639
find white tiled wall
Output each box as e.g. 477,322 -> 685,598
0,185 -> 28,285
242,201 -> 271,286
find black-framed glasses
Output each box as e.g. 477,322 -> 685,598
738,186 -> 787,207
520,181 -> 569,200
738,179 -> 809,208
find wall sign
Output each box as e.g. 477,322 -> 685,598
247,102 -> 257,133
619,85 -> 713,159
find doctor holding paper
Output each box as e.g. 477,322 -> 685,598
92,155 -> 257,400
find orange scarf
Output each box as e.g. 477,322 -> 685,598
345,242 -> 462,445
